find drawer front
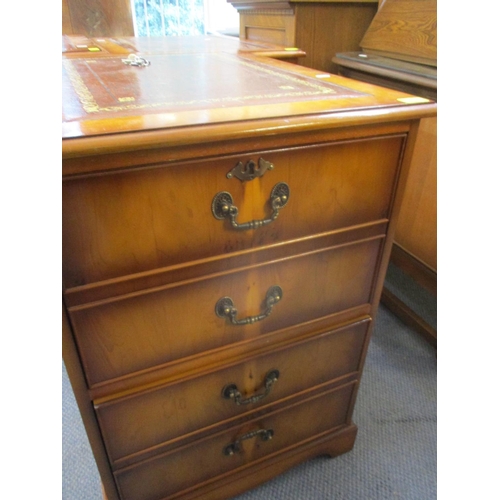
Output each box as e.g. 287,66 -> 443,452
114,381 -> 355,500
63,135 -> 403,288
70,237 -> 381,386
96,319 -> 369,464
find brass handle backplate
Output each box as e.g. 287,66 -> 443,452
226,158 -> 274,181
222,369 -> 280,406
215,285 -> 283,325
223,428 -> 274,456
211,182 -> 290,230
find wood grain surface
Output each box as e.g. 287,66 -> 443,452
96,321 -> 369,465
360,0 -> 437,65
63,135 -> 403,287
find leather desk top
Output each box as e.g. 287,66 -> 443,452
62,35 -> 436,148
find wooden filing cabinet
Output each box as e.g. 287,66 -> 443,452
62,35 -> 436,500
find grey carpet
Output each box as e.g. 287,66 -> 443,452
63,300 -> 436,500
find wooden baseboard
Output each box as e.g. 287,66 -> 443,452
390,243 -> 436,296
381,288 -> 436,347
383,244 -> 437,346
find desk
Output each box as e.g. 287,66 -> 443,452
62,35 -> 436,500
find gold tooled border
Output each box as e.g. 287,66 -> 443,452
63,53 -> 361,115
213,53 -> 338,95
63,59 -> 100,114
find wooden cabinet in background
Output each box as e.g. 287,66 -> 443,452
229,0 -> 379,73
62,35 -> 436,500
333,0 -> 437,344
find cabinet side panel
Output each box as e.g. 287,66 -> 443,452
63,305 -> 120,500
394,116 -> 436,270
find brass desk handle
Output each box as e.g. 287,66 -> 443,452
223,428 -> 274,456
122,54 -> 150,67
211,182 -> 290,230
222,369 -> 280,406
215,286 -> 283,325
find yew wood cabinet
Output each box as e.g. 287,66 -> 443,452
62,35 -> 436,500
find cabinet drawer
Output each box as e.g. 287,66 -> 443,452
114,381 -> 355,500
63,135 -> 403,288
96,319 -> 369,465
69,237 -> 381,386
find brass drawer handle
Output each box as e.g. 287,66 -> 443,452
223,428 -> 274,456
215,286 -> 283,325
222,369 -> 280,406
211,182 -> 290,230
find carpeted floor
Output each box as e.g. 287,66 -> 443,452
62,277 -> 437,500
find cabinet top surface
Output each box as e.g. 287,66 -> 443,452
62,35 -> 436,144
